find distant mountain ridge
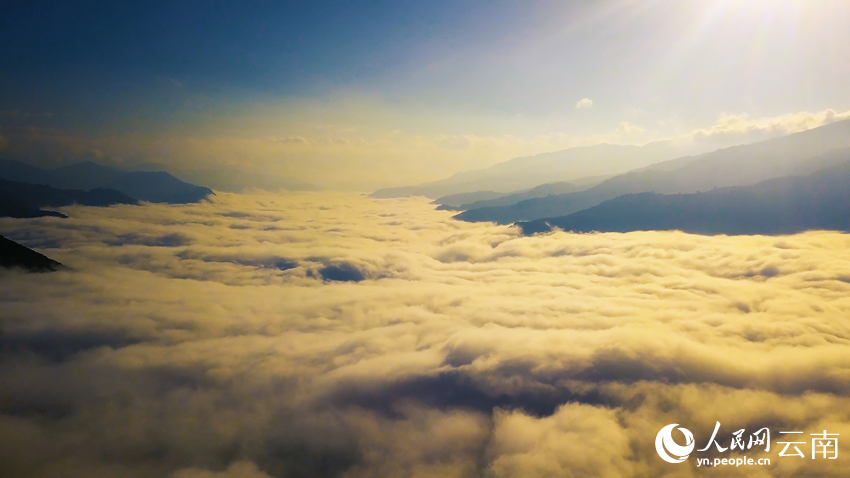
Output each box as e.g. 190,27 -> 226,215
0,159 -> 214,204
433,191 -> 508,208
371,141 -> 686,199
169,167 -> 318,193
456,120 -> 850,224
439,178 -> 607,211
517,160 -> 850,236
0,178 -> 137,218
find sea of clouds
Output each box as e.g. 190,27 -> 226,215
1,191 -> 849,477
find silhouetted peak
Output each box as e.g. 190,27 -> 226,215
0,235 -> 64,272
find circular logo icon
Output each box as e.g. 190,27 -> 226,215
655,423 -> 695,463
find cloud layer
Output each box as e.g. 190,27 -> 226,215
1,192 -> 849,477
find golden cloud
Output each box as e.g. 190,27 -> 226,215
1,192 -> 849,476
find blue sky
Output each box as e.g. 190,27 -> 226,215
3,1 -> 477,92
2,0 -> 850,189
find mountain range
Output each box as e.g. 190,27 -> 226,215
371,141 -> 687,199
436,177 -> 606,211
517,160 -> 850,236
0,159 -> 214,204
0,179 -> 138,218
455,120 -> 850,224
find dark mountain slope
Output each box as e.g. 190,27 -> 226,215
106,171 -> 213,203
0,179 -> 137,218
517,161 -> 850,236
0,193 -> 66,218
0,235 -> 64,272
457,119 -> 850,224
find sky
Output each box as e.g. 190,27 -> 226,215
2,0 -> 850,189
2,192 -> 850,476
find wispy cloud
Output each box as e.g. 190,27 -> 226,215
575,98 -> 594,109
616,121 -> 644,134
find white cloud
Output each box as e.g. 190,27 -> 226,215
682,108 -> 850,146
575,98 -> 594,109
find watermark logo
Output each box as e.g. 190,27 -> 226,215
655,423 -> 695,463
654,421 -> 839,468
